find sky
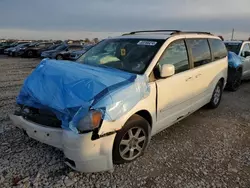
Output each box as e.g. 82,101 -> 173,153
0,0 -> 250,40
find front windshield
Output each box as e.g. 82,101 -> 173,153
10,42 -> 17,47
224,42 -> 242,54
77,38 -> 164,74
55,44 -> 67,51
47,44 -> 60,50
16,43 -> 29,48
29,42 -> 38,47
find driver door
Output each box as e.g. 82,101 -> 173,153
240,43 -> 250,79
155,39 -> 195,132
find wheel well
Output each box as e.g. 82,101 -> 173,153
135,110 -> 152,127
237,66 -> 243,73
219,77 -> 225,86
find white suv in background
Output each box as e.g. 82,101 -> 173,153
224,40 -> 250,79
10,30 -> 228,173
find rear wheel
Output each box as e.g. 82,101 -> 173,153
207,80 -> 223,109
113,114 -> 150,164
226,68 -> 242,92
27,50 -> 33,57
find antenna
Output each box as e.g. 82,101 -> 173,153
231,28 -> 235,40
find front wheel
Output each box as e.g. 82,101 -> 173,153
113,114 -> 150,164
207,81 -> 223,109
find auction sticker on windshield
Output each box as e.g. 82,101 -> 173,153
121,48 -> 126,56
137,41 -> 157,46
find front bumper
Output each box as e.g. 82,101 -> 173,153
9,114 -> 116,173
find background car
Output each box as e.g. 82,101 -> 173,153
9,43 -> 33,56
69,44 -> 95,61
226,51 -> 243,91
0,41 -> 16,54
55,44 -> 84,60
4,41 -> 29,55
11,42 -> 39,56
224,40 -> 250,80
41,43 -> 68,59
21,42 -> 55,58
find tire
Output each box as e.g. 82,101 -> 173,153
27,50 -> 33,58
207,80 -> 223,109
12,52 -> 16,57
56,55 -> 63,60
226,68 -> 242,92
113,114 -> 151,164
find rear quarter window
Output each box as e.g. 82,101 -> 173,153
209,39 -> 227,60
186,39 -> 212,68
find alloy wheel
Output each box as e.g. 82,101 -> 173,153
119,127 -> 146,161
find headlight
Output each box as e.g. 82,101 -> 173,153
77,110 -> 102,133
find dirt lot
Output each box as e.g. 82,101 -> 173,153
0,56 -> 250,188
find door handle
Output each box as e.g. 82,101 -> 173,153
195,74 -> 202,78
185,77 -> 193,81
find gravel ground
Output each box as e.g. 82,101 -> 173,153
0,56 -> 250,188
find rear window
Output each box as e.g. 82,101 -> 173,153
224,42 -> 242,54
209,39 -> 227,60
187,39 -> 212,67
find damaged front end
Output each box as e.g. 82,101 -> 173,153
14,105 -> 62,128
14,58 -> 150,135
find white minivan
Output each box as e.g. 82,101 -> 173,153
10,30 -> 228,173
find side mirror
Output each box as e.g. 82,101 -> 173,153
243,51 -> 250,57
160,64 -> 175,78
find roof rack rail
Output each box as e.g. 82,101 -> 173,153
122,30 -> 212,36
122,30 -> 181,36
172,31 -> 212,35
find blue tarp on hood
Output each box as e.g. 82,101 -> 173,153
228,51 -> 242,68
17,59 -> 149,133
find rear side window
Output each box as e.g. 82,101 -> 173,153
45,43 -> 53,47
187,39 -> 211,67
158,40 -> 189,74
209,39 -> 227,60
37,43 -> 46,48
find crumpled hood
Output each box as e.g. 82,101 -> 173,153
16,58 -> 147,132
